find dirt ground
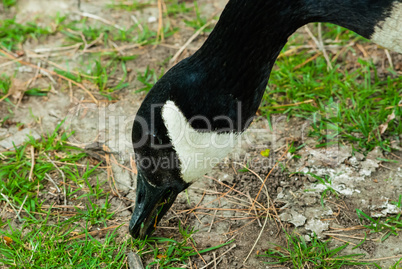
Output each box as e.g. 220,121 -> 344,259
1,0 -> 402,268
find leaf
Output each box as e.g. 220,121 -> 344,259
378,111 -> 395,135
260,149 -> 271,157
9,78 -> 26,100
3,236 -> 13,246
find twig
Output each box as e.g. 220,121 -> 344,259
28,146 -> 35,181
111,153 -> 137,174
204,176 -> 267,210
0,91 -> 12,103
27,62 -> 41,89
170,20 -> 214,65
190,241 -> 206,264
208,209 -> 218,232
0,45 -> 18,57
224,219 -> 257,235
68,224 -> 124,241
191,187 -> 254,207
187,191 -> 206,214
83,33 -> 104,52
384,49 -> 394,69
45,59 -> 97,79
188,257 -> 193,269
33,43 -> 83,53
0,49 -> 98,104
356,43 -> 369,58
305,24 -> 332,70
246,191 -> 262,227
329,225 -> 365,231
103,145 -> 121,197
240,164 -> 271,263
81,43 -> 143,53
385,102 -> 402,110
41,205 -> 85,209
130,15 -> 143,32
244,211 -> 269,263
0,60 -> 18,69
294,53 -> 322,70
323,233 -> 380,241
45,153 -> 67,206
157,0 -> 164,42
356,254 -> 402,262
379,163 -> 395,170
15,195 -> 28,220
74,11 -> 124,31
200,244 -> 236,269
45,173 -> 61,192
1,193 -> 22,221
252,146 -> 288,208
317,23 -> 333,70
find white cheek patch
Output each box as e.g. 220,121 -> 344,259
162,100 -> 240,183
371,2 -> 402,54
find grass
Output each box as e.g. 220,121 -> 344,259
356,195 -> 402,242
0,18 -> 53,50
136,66 -> 165,93
52,56 -> 133,99
262,24 -> 401,153
108,0 -> 193,18
296,172 -> 339,206
0,213 -> 231,268
142,223 -> 233,267
0,121 -> 230,268
260,231 -> 371,268
59,14 -> 177,47
0,74 -> 11,99
183,1 -> 209,31
166,0 -> 192,17
107,0 -> 152,11
1,215 -> 128,268
82,58 -> 130,98
260,231 -> 402,268
1,0 -> 16,8
0,121 -> 90,211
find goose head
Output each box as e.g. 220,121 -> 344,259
129,57 -> 248,238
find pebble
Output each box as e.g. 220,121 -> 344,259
203,255 -> 212,263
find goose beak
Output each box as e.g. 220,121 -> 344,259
129,171 -> 179,239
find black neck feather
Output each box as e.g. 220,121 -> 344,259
169,0 -> 396,131
136,0 -> 397,134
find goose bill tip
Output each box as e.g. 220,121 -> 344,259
129,171 -> 179,239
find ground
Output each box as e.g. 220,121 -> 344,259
0,0 -> 401,268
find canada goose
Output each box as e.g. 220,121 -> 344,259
129,0 -> 402,238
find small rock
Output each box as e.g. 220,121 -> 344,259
127,252 -> 144,269
349,156 -> 360,167
305,219 -> 329,238
148,16 -> 157,23
279,210 -> 307,227
203,255 -> 212,263
119,210 -> 131,217
354,151 -> 365,161
366,147 -> 383,160
0,128 -> 7,139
